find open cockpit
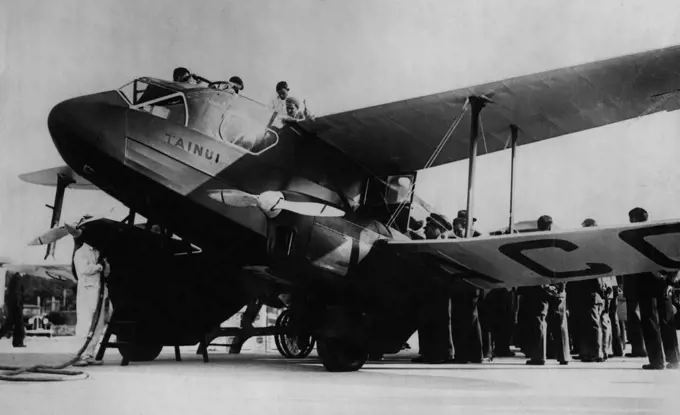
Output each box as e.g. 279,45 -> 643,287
116,78 -> 434,240
117,77 -> 279,155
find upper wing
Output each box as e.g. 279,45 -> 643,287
306,45 -> 680,175
19,166 -> 97,190
385,219 -> 680,289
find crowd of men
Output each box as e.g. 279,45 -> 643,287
171,67 -> 314,122
405,207 -> 680,370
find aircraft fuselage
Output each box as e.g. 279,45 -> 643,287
47,78 -> 402,287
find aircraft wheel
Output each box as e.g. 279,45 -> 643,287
274,310 -> 292,357
316,336 -> 367,372
274,309 -> 315,359
118,341 -> 163,362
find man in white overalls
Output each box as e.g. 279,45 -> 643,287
72,233 -> 110,367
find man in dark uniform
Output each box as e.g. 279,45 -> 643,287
566,279 -> 586,357
636,270 -> 680,369
412,213 -> 454,364
451,217 -> 465,239
0,271 -> 26,347
628,207 -> 680,370
455,210 -> 481,238
486,287 -> 515,357
450,282 -> 484,363
576,218 -> 610,362
623,208 -> 649,358
566,218 -> 602,358
545,281 -> 570,365
526,215 -> 569,365
450,210 -> 486,363
610,276 -> 625,357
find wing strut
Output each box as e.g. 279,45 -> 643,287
44,173 -> 75,259
464,96 -> 492,238
508,125 -> 519,234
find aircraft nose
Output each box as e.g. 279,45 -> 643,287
47,92 -> 127,164
47,99 -> 75,148
47,97 -> 101,150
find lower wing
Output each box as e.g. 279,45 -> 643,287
386,220 -> 680,289
1,262 -> 75,282
19,166 -> 97,190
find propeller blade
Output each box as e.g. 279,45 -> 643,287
277,200 -> 345,217
28,226 -> 71,246
27,213 -> 106,246
64,223 -> 83,238
207,189 -> 259,207
209,189 -> 345,218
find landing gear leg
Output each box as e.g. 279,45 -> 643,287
229,299 -> 263,354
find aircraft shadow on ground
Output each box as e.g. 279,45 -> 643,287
94,353 -> 650,373
110,353 -> 331,373
90,353 -> 528,391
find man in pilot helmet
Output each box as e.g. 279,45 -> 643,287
228,76 -> 244,94
173,67 -> 196,84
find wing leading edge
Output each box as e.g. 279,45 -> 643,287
307,45 -> 680,175
385,220 -> 680,289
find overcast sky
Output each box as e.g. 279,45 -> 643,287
1,0 -> 680,262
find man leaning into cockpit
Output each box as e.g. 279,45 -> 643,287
281,97 -> 315,123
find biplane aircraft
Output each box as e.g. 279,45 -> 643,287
21,45 -> 680,371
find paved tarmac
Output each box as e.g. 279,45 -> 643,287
1,336 -> 679,415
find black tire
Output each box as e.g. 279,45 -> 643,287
316,336 -> 367,372
274,310 -> 292,358
118,343 -> 163,362
274,309 -> 315,359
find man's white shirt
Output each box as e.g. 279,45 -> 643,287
271,96 -> 286,114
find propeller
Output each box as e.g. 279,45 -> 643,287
27,226 -> 73,246
207,189 -> 345,218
